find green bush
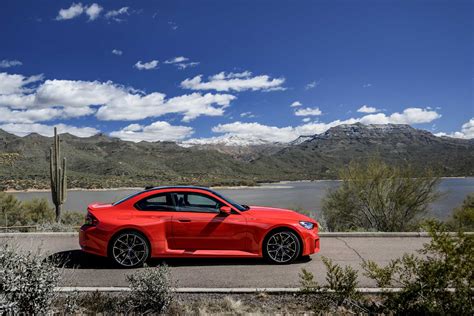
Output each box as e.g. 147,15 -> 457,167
322,159 -> 440,232
447,193 -> 474,231
363,221 -> 474,314
0,244 -> 60,314
127,265 -> 174,314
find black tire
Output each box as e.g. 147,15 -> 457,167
263,229 -> 301,264
109,231 -> 150,268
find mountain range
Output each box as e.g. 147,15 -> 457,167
0,123 -> 472,190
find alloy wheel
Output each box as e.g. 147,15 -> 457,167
112,233 -> 148,267
265,231 -> 300,263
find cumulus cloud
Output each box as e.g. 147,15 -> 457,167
0,123 -> 99,137
181,71 -> 285,92
187,107 -> 442,145
435,118 -> 474,139
85,3 -> 103,20
56,3 -> 103,21
0,60 -> 22,68
291,101 -> 302,107
112,49 -> 123,55
134,60 -> 159,70
110,121 -> 194,142
105,7 -> 129,21
165,56 -> 189,64
0,72 -> 43,95
0,72 -> 237,123
363,83 -> 373,88
357,105 -> 379,113
56,3 -> 84,20
294,107 -> 322,116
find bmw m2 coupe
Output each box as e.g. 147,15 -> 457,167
80,186 -> 320,267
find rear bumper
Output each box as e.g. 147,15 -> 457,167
79,225 -> 108,257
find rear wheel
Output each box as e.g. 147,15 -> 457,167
263,230 -> 300,264
110,231 -> 149,268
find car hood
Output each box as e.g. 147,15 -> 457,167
244,206 -> 313,221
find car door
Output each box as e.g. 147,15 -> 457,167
133,192 -> 176,251
169,191 -> 248,251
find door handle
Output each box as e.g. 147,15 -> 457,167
178,219 -> 191,223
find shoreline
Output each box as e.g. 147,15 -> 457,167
4,176 -> 471,193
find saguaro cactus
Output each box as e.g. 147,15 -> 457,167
50,127 -> 67,223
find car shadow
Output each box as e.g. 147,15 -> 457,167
47,250 -> 312,269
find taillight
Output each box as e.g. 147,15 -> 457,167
84,212 -> 99,226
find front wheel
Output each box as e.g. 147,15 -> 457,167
263,230 -> 301,264
110,231 -> 150,268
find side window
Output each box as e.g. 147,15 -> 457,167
174,192 -> 222,213
135,193 -> 175,211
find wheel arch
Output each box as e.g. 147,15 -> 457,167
107,227 -> 153,258
261,225 -> 304,258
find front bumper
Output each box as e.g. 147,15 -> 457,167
301,229 -> 320,256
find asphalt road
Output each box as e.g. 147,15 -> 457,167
0,233 -> 430,288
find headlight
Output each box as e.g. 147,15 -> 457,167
299,221 -> 314,230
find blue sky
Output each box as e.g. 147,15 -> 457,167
0,0 -> 472,143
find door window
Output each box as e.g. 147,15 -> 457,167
135,193 -> 175,211
174,192 -> 222,213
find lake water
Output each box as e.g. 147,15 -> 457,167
10,178 -> 473,219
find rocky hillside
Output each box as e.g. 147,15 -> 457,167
0,123 -> 473,190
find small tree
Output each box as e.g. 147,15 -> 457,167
322,159 -> 440,231
447,193 -> 474,231
49,127 -> 67,223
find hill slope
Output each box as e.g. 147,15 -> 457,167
0,123 -> 472,190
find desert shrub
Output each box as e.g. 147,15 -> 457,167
299,256 -> 361,311
127,264 -> 174,314
0,191 -> 22,226
22,198 -> 55,224
61,211 -> 85,226
322,158 -> 440,231
447,193 -> 474,231
0,244 -> 60,314
363,221 -> 474,314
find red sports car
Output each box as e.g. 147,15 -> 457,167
80,186 -> 320,267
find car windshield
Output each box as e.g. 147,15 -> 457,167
210,189 -> 248,211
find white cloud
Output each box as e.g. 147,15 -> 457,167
110,121 -> 194,142
359,108 -> 441,125
0,72 -> 237,123
435,118 -> 474,139
305,80 -> 320,90
112,49 -> 123,56
0,60 -> 22,68
165,56 -> 189,64
357,105 -> 379,113
363,83 -> 373,88
134,60 -> 159,70
302,117 -> 311,123
294,107 -> 322,116
291,101 -> 302,107
164,56 -> 199,70
85,3 -> 103,20
0,72 -> 43,95
56,3 -> 103,21
105,7 -> 129,21
56,3 -> 84,20
181,71 -> 285,92
240,111 -> 256,118
0,123 -> 99,137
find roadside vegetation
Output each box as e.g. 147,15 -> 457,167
322,158 -> 441,232
299,221 -> 473,314
0,192 -> 83,231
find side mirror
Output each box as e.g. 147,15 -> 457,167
219,205 -> 232,215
